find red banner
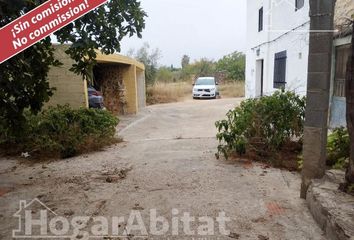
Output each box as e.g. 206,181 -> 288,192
0,0 -> 108,63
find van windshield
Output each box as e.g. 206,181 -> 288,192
195,78 -> 215,85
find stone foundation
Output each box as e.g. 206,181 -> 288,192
306,170 -> 354,240
94,64 -> 127,115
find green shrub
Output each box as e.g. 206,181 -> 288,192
0,105 -> 119,159
327,127 -> 350,169
216,91 -> 305,160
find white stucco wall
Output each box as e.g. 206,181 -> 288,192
246,0 -> 310,98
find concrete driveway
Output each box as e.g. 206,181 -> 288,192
0,98 -> 325,239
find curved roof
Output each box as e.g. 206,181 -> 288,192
52,44 -> 145,71
95,51 -> 145,71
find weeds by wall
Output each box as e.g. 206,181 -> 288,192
327,127 -> 350,170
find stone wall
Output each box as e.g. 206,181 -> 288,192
94,64 -> 127,115
46,45 -> 88,109
136,68 -> 146,110
306,170 -> 354,240
122,65 -> 138,114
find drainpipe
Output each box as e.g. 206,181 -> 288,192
265,0 -> 272,95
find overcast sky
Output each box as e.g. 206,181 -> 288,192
120,0 -> 247,68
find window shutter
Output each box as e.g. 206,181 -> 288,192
258,7 -> 263,32
295,0 -> 304,11
273,51 -> 287,89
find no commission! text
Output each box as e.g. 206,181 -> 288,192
12,0 -> 79,36
12,2 -> 88,49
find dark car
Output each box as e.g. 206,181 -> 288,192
88,87 -> 105,109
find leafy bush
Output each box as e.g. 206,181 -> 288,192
0,105 -> 119,159
216,51 -> 245,81
216,91 -> 305,160
327,127 -> 350,170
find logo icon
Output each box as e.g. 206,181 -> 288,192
13,198 -> 59,238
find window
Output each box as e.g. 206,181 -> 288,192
295,0 -> 304,11
195,77 -> 215,86
334,44 -> 350,97
273,51 -> 287,89
258,7 -> 263,32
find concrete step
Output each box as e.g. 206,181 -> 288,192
306,170 -> 354,240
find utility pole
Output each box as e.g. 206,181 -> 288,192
301,0 -> 336,198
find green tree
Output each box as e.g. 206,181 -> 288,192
0,37 -> 60,140
156,66 -> 174,83
133,42 -> 161,86
181,55 -> 190,69
0,0 -> 146,138
179,58 -> 216,81
216,51 -> 246,81
191,58 -> 216,78
55,0 -> 146,80
180,64 -> 194,81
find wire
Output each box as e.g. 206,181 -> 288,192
251,21 -> 310,50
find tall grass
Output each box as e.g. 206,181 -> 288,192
146,81 -> 245,105
147,82 -> 191,105
219,81 -> 245,98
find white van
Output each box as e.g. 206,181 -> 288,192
192,77 -> 219,99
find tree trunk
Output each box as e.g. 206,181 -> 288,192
345,23 -> 354,185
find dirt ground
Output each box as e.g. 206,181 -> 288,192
0,98 -> 326,240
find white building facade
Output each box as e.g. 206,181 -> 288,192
245,0 -> 310,98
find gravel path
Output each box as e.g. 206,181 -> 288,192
0,98 -> 325,240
